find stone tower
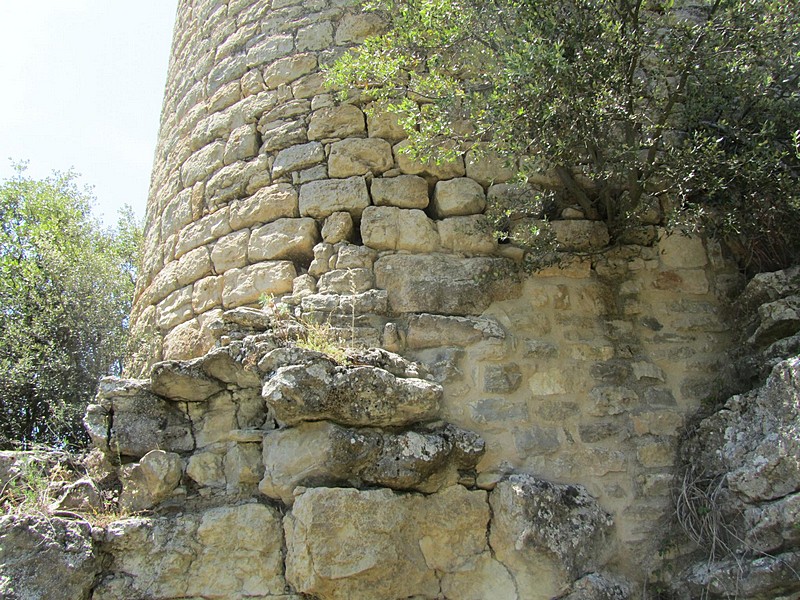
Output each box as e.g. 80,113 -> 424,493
122,0 -> 741,596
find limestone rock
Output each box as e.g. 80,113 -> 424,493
361,206 -> 440,252
259,422 -> 484,504
308,104 -> 365,140
370,174 -> 429,208
150,359 -> 226,402
748,294 -> 800,347
262,359 -> 442,427
317,268 -> 374,294
272,141 -> 326,178
248,217 -> 319,263
438,214 -> 498,254
49,478 -> 104,514
687,357 -> 800,503
328,138 -> 394,178
88,378 -> 194,458
299,177 -> 371,219
0,516 -> 99,600
367,109 -> 408,142
406,313 -> 506,349
489,474 -> 614,600
211,229 -> 250,272
96,504 -> 285,599
322,211 -> 354,243
394,139 -> 465,179
200,345 -> 262,388
465,149 -> 516,187
561,573 -> 632,600
551,220 -> 610,251
284,485 -> 502,600
222,261 -> 297,308
229,183 -> 299,229
431,177 -> 486,218
119,450 -> 183,512
374,254 -> 520,315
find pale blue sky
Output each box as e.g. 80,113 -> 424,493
0,1 -> 179,225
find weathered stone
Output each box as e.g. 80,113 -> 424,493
361,206 -> 439,252
181,141 -> 225,187
200,346 -> 261,388
224,442 -> 263,491
321,211 -> 354,243
438,214 -> 498,254
308,104 -> 366,140
328,138 -> 394,178
297,21 -> 334,52
222,261 -> 297,308
334,12 -> 387,44
490,474 -> 614,600
299,177 -> 371,219
465,149 -> 516,187
431,177 -> 486,218
0,515 -> 99,600
211,229 -> 250,272
744,492 -> 800,553
88,378 -> 194,457
174,209 -> 231,259
272,141 -> 326,178
259,422 -> 483,504
748,294 -> 800,347
49,478 -> 104,514
394,139 -> 466,179
406,313 -> 506,349
284,485 -> 496,600
150,359 -> 225,402
551,220 -> 610,251
560,573 -> 632,600
334,243 -> 378,269
230,183 -> 299,229
263,52 -> 317,89
367,109 -> 408,142
223,124 -> 259,165
96,505 -> 285,599
262,359 -> 442,427
370,174 -> 429,208
658,232 -> 707,268
248,217 -> 319,263
186,450 -> 226,488
374,254 -> 520,315
119,450 -> 183,512
317,268 -> 374,294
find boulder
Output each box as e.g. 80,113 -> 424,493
119,450 -> 183,512
431,177 -> 486,218
262,359 -> 442,427
150,359 -> 226,402
0,516 -> 99,600
489,474 -> 614,600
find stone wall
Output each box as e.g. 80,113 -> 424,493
102,0 -> 754,598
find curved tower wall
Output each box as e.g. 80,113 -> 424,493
131,0 -> 740,586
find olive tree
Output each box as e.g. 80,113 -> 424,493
0,165 -> 141,448
329,0 -> 800,272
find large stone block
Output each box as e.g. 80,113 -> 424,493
262,358 -> 442,427
229,183 -> 299,229
299,177 -> 371,219
374,254 -> 520,315
551,220 -> 610,251
370,174 -> 429,208
361,206 -> 439,252
328,138 -> 394,178
394,139 -> 465,179
438,214 -> 498,254
248,217 -> 319,263
284,485 -> 504,600
432,177 -> 487,218
211,229 -> 250,272
259,422 -> 484,504
272,142 -> 325,178
222,261 -> 297,308
308,104 -> 366,140
489,474 -> 614,600
96,505 -> 285,599
263,52 -> 317,89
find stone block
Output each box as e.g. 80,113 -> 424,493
307,104 -> 365,140
317,268 -> 374,294
263,52 -> 317,89
157,286 -> 194,331
211,229 -> 250,272
223,124 -> 259,165
248,217 -> 319,263
284,486 -> 495,600
432,177 -> 486,218
192,275 -> 224,313
321,211 -> 354,243
297,21 -> 334,52
334,12 -> 387,44
374,254 -> 519,315
334,244 -> 378,269
394,139 -> 465,179
181,141 -> 225,187
465,149 -> 516,187
406,314 -> 506,349
367,109 -> 408,142
328,138 -> 394,177
222,261 -> 297,308
272,141 -> 325,178
175,209 -> 231,259
230,183 -> 299,229
438,214 -> 497,254
299,177 -> 371,219
177,246 -> 212,286
361,206 -> 439,252
120,450 -> 183,512
370,174 -> 429,208
658,232 -> 707,268
551,220 -> 610,251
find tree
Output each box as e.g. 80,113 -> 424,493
0,165 -> 141,449
328,0 -> 800,272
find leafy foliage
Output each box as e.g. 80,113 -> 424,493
0,165 -> 141,449
328,0 -> 800,271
